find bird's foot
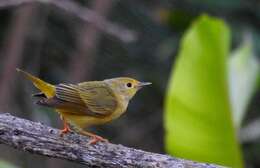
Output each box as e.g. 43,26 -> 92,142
88,135 -> 108,145
59,127 -> 71,137
77,130 -> 108,145
59,117 -> 71,137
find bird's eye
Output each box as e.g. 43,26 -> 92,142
126,82 -> 132,88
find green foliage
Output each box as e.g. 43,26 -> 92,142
229,39 -> 260,128
164,15 -> 243,167
0,160 -> 18,168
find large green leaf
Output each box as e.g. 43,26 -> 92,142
164,15 -> 243,167
229,38 -> 260,128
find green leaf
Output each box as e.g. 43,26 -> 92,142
229,38 -> 260,128
164,15 -> 243,167
0,160 -> 18,168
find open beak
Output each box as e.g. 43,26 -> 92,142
137,82 -> 152,89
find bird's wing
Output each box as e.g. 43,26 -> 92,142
78,82 -> 118,115
55,82 -> 117,116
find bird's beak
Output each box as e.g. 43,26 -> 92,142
137,82 -> 152,89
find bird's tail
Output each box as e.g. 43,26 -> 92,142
16,68 -> 56,98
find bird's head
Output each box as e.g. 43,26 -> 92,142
104,77 -> 151,101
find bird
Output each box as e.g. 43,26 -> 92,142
16,68 -> 151,144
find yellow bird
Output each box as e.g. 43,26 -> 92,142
16,68 -> 151,144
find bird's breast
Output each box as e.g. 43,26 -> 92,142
109,101 -> 128,120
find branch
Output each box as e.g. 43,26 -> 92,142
0,113 -> 224,168
0,0 -> 137,43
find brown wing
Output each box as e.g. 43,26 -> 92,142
55,82 -> 117,116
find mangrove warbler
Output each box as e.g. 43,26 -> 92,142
16,68 -> 151,144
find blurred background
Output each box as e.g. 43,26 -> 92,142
0,0 -> 259,168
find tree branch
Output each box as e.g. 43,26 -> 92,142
0,0 -> 137,43
0,113 -> 224,168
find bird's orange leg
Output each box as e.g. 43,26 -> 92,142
78,130 -> 108,145
59,116 -> 71,137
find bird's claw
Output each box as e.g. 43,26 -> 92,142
59,127 -> 70,137
87,135 -> 108,145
